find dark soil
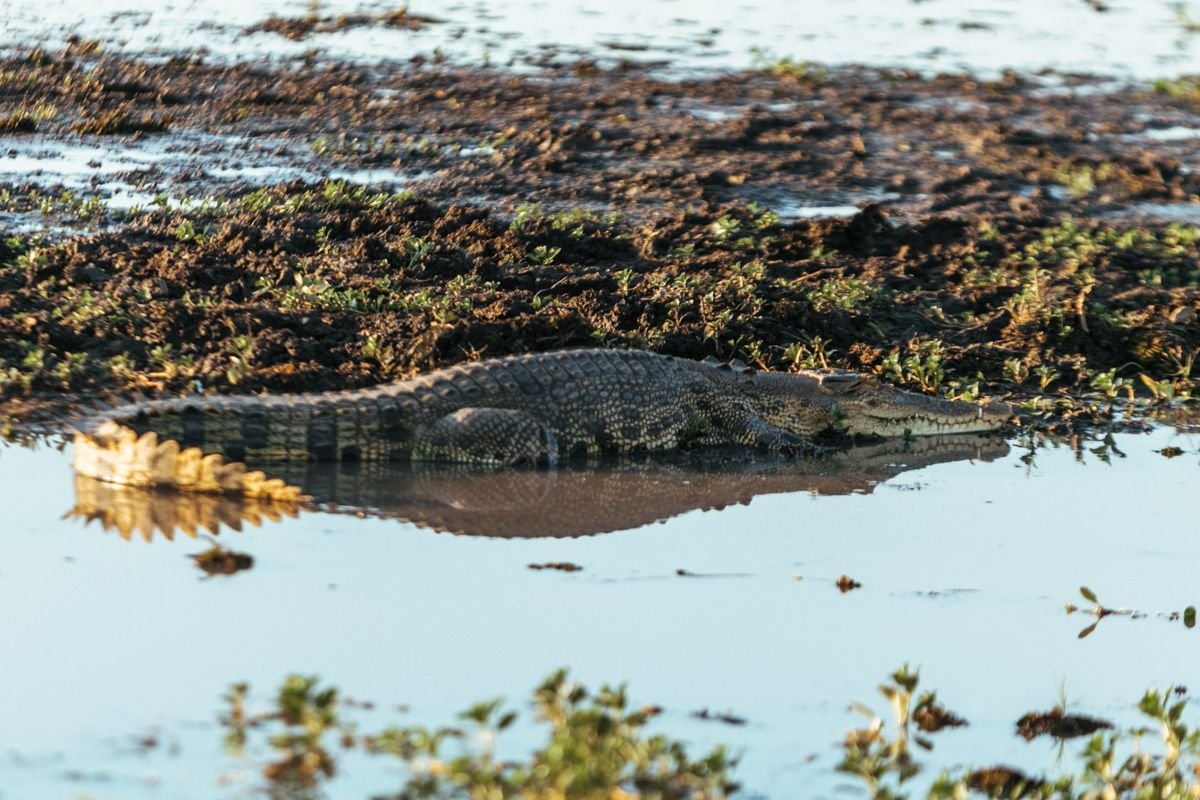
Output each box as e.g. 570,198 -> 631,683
1,47 -> 1198,429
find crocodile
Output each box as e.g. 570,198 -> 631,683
70,435 -> 1011,541
70,348 -> 1011,500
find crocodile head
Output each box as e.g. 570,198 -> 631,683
744,369 -> 1012,437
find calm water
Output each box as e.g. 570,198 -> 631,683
0,0 -> 1196,79
0,425 -> 1197,797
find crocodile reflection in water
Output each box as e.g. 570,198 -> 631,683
68,435 -> 1008,541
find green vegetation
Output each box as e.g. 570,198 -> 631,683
748,47 -> 827,83
529,244 -> 561,265
708,205 -> 780,253
1052,161 -> 1114,197
235,180 -> 414,215
1,177 -> 1196,418
0,102 -> 56,132
223,670 -> 738,799
0,187 -> 107,223
225,334 -> 257,385
806,278 -> 879,313
70,104 -> 172,135
214,668 -> 1200,799
1151,76 -> 1200,102
508,203 -> 621,241
842,667 -> 1200,800
882,340 -> 948,395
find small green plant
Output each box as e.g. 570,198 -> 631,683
1034,364 -> 1061,392
174,219 -> 206,243
748,47 -> 827,82
1053,162 -> 1114,197
529,244 -> 561,265
710,216 -> 742,243
226,334 -> 256,385
360,334 -> 396,373
807,278 -> 879,313
614,267 -> 636,296
1088,368 -> 1132,404
1066,586 -> 1133,639
1138,373 -> 1178,402
1004,358 -> 1030,385
149,344 -> 197,380
1153,75 -> 1200,102
783,336 -> 834,370
403,235 -> 433,268
508,203 -> 543,233
882,340 -> 947,394
106,352 -> 136,381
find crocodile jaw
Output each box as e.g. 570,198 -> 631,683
841,398 -> 1013,437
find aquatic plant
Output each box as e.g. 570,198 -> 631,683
223,669 -> 739,799
841,667 -> 1200,800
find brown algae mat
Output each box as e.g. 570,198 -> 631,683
1,47 -> 1198,429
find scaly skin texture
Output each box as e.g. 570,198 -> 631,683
71,348 -> 1011,499
68,436 -> 1012,541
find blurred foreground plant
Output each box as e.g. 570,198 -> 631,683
223,669 -> 738,800
840,667 -> 1200,799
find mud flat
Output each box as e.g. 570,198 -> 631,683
1,46 -> 1198,428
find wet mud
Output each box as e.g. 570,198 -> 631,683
1,47 -> 1198,428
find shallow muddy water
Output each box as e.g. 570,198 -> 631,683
1,0 -> 1197,79
0,424 -> 1197,797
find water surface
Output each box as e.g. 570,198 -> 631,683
1,424 -> 1197,797
0,0 -> 1195,79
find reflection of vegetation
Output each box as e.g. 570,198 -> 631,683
223,670 -> 739,799
841,668 -> 1200,799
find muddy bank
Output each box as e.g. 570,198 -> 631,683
0,48 -> 1198,428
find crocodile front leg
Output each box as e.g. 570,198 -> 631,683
411,408 -> 559,466
689,386 -> 823,456
740,419 -> 825,456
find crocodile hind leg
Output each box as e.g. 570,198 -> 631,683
411,408 -> 559,466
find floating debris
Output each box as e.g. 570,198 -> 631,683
527,562 -> 583,572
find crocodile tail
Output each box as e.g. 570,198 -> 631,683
67,473 -> 302,541
72,420 -> 307,502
